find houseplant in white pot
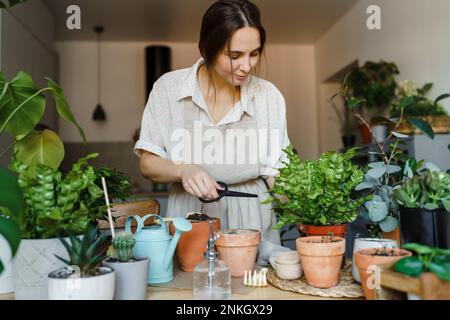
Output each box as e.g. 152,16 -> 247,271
103,232 -> 149,300
47,225 -> 114,300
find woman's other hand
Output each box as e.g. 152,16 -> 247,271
177,164 -> 224,200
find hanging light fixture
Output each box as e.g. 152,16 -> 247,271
92,25 -> 106,121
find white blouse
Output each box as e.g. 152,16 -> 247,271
134,58 -> 290,178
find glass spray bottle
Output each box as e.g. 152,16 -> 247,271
192,220 -> 231,300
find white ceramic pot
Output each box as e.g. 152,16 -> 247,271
47,266 -> 115,300
0,235 -> 14,294
13,238 -> 70,300
372,124 -> 387,143
352,238 -> 398,282
269,251 -> 302,280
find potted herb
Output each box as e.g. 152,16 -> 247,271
391,81 -> 450,135
263,145 -> 370,238
354,247 -> 412,299
47,225 -> 114,300
393,170 -> 450,248
296,235 -> 345,288
103,232 -> 149,300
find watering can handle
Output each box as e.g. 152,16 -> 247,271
124,215 -> 142,235
125,214 -> 166,233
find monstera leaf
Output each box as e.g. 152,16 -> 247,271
13,129 -> 65,172
0,167 -> 24,274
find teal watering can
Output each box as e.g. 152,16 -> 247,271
125,214 -> 192,284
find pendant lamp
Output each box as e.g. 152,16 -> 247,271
93,25 -> 106,121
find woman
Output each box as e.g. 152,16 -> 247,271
135,0 -> 291,265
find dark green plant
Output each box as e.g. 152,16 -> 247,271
262,145 -> 371,229
56,225 -> 110,277
393,170 -> 450,211
10,153 -> 105,239
0,167 -> 24,274
395,243 -> 450,281
343,61 -> 399,110
0,0 -> 28,8
111,233 -> 136,262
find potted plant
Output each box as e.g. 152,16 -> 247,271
393,170 -> 450,248
215,229 -> 261,277
390,81 -> 450,135
354,247 -> 412,299
263,145 -> 370,238
103,232 -> 149,300
341,61 -> 400,144
394,243 -> 450,299
169,212 -> 221,272
296,234 -> 345,288
47,225 -> 115,300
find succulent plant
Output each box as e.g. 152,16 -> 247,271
111,232 -> 136,262
55,224 -> 110,276
394,170 -> 450,211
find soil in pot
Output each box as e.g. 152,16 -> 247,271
354,248 -> 412,300
215,229 -> 261,277
103,256 -> 149,300
296,236 -> 345,288
169,214 -> 220,272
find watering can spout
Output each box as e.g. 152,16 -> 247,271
162,217 -> 192,270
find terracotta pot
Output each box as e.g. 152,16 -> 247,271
215,229 -> 261,278
359,124 -> 372,144
300,224 -> 347,238
296,236 -> 345,288
354,248 -> 412,300
169,218 -> 220,272
382,227 -> 401,247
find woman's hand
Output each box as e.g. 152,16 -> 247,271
177,164 -> 223,200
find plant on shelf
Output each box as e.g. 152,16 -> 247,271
47,224 -> 115,300
394,243 -> 450,281
263,144 -> 371,237
390,81 -> 448,118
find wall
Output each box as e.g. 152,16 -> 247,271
0,0 -> 57,167
315,0 -> 450,153
55,41 -> 318,160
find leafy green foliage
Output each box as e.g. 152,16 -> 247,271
395,243 -> 450,281
263,145 -> 370,229
394,170 -> 450,212
10,154 -> 105,239
342,61 -> 399,109
111,232 -> 136,262
56,225 -> 110,277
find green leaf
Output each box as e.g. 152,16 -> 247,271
378,215 -> 398,232
0,166 -> 24,221
368,161 -> 385,169
347,97 -> 363,109
13,129 -> 64,171
0,217 -> 21,274
434,93 -> 450,107
368,201 -> 388,222
391,131 -> 409,139
367,166 -> 387,179
399,96 -> 414,109
0,71 -> 45,137
428,262 -> 450,281
424,203 -> 439,210
403,243 -> 434,255
394,256 -> 424,277
407,117 -> 434,139
46,78 -> 86,144
386,165 -> 401,174
355,182 -> 374,191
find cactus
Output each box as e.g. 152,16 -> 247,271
112,232 -> 136,262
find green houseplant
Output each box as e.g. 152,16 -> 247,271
47,225 -> 115,300
263,145 -> 370,237
393,170 -> 450,248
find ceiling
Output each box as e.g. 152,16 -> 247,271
43,0 -> 358,43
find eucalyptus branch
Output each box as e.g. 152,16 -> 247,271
384,107 -> 404,143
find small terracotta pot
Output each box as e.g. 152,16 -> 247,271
169,218 -> 220,272
354,248 -> 412,300
382,227 -> 401,247
215,229 -> 261,278
301,224 -> 347,238
296,236 -> 345,288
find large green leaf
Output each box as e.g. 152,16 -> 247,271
0,71 -> 45,137
0,217 -> 21,274
394,256 -> 424,277
407,117 -> 434,139
434,93 -> 450,107
13,129 -> 65,171
46,78 -> 86,144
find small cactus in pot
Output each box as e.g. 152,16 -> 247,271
111,232 -> 136,262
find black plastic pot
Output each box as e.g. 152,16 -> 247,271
341,135 -> 356,148
399,208 -> 449,249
